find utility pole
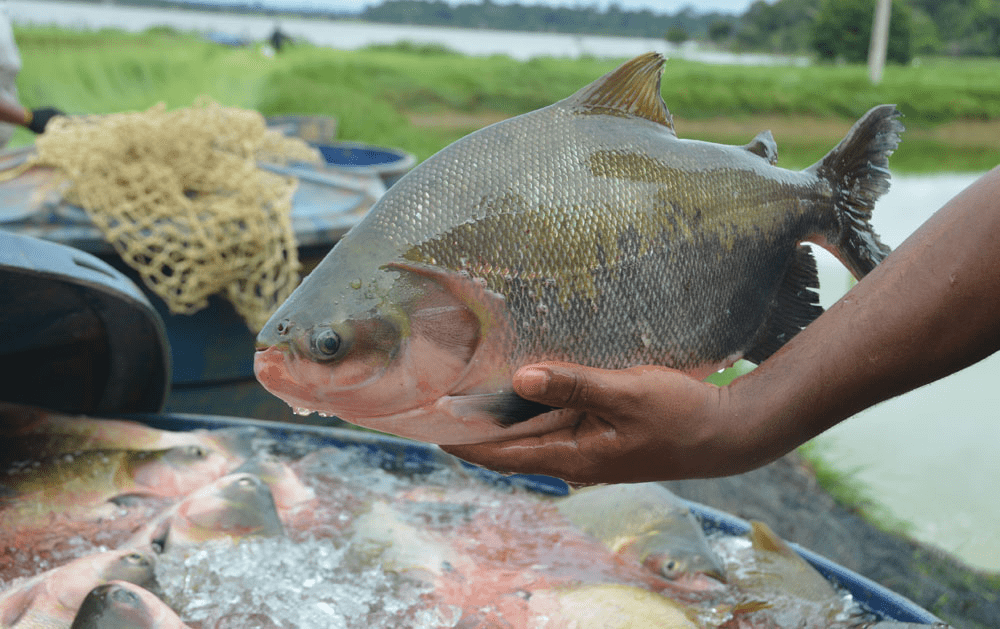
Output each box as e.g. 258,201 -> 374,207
868,0 -> 891,84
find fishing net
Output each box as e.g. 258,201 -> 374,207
32,98 -> 322,331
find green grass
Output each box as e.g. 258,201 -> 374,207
11,27 -> 1000,171
798,440 -> 914,535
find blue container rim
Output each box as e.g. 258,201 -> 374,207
126,412 -> 943,626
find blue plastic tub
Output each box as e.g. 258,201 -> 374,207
132,412 -> 943,626
317,141 -> 417,188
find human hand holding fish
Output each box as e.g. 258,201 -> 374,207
442,362 -> 728,483
444,165 -> 1000,484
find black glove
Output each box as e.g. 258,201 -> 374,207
26,106 -> 65,134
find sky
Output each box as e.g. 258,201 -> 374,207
310,0 -> 761,15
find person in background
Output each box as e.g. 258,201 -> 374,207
0,8 -> 63,145
269,24 -> 292,54
442,166 -> 1000,486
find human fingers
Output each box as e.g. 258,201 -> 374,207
440,415 -> 617,484
513,362 -> 645,413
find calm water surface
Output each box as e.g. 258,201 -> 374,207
8,0 -> 807,65
9,0 -> 997,572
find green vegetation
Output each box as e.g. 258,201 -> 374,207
11,27 -> 1000,172
798,441 -> 913,534
812,0 -> 914,64
359,0 -> 730,40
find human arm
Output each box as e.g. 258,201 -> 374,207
0,99 -> 64,133
441,165 -> 1000,484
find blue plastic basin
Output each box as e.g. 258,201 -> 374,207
132,412 -> 943,625
316,142 -> 417,188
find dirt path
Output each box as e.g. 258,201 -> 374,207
663,452 -> 1000,629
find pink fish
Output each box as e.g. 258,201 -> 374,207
1,402 -> 253,466
0,548 -> 156,628
1,445 -> 233,527
128,473 -> 284,553
70,581 -> 192,629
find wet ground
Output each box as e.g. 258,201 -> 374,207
664,452 -> 1000,629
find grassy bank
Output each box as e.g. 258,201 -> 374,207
11,26 -> 1000,172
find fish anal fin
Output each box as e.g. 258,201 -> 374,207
743,130 -> 778,165
563,52 -> 674,134
744,245 -> 823,365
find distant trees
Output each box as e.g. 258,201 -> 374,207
359,0 -> 730,41
908,0 -> 1000,57
354,0 -> 999,60
665,27 -> 689,45
811,0 -> 913,64
733,0 -> 819,54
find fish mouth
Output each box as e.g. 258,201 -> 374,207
253,346 -> 325,412
254,346 -> 578,444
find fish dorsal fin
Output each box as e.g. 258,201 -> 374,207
749,521 -> 796,558
743,130 -> 778,165
563,52 -> 674,134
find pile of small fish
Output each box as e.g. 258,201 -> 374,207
0,403 -> 939,628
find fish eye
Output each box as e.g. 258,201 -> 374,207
660,558 -> 684,579
109,586 -> 141,606
123,552 -> 150,566
236,475 -> 258,489
309,327 -> 345,361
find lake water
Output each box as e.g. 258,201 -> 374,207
7,0 -> 808,65
8,1 -> 998,572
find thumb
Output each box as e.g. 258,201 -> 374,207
513,362 -> 612,411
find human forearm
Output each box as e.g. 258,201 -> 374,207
442,167 -> 1000,483
0,98 -> 28,127
725,165 -> 1000,470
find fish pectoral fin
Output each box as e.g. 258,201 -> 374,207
450,391 -> 556,427
410,302 -> 480,361
742,130 -> 778,165
743,245 -> 823,365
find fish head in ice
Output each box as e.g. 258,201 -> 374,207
71,581 -> 188,629
150,473 -> 285,551
96,548 -> 158,590
557,484 -> 727,588
128,445 -> 233,497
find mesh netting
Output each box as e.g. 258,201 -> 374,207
32,98 -> 322,332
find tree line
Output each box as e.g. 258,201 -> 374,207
359,0 -> 731,41
359,0 -> 1000,61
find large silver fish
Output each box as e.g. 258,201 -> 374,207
255,52 -> 902,445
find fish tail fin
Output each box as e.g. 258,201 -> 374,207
807,104 -> 903,278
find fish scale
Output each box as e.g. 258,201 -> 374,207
255,52 -> 902,445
